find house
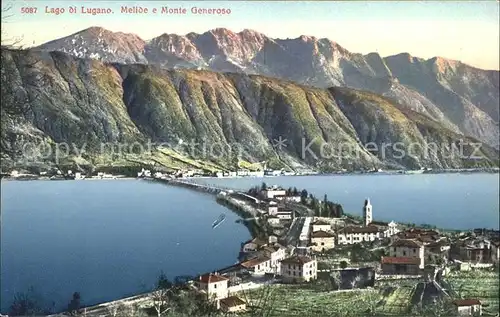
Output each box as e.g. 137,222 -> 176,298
453,238 -> 492,263
240,257 -> 272,275
389,239 -> 425,268
310,230 -> 336,252
312,220 -> 332,232
384,221 -> 401,237
337,226 -> 381,245
220,296 -> 246,313
260,186 -> 287,199
241,238 -> 268,253
261,244 -> 287,273
267,204 -> 278,215
196,273 -> 229,301
381,256 -> 421,275
276,209 -> 293,220
392,228 -> 441,245
283,196 -> 302,203
10,170 -> 19,177
267,217 -> 281,226
280,255 -> 317,283
452,299 -> 482,316
274,195 -> 301,203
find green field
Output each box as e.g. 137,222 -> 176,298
444,270 -> 500,315
240,280 -> 417,317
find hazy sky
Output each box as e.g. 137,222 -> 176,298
2,1 -> 499,70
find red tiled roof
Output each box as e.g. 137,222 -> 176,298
453,299 -> 481,306
199,273 -> 229,283
240,256 -> 271,268
281,255 -> 314,265
311,230 -> 335,238
381,256 -> 420,265
391,239 -> 423,248
220,296 -> 246,307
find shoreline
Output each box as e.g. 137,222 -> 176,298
1,168 -> 498,182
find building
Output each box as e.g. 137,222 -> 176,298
363,199 -> 373,226
267,217 -> 281,226
267,204 -> 279,215
384,221 -> 400,237
389,239 -> 425,269
240,257 -> 272,275
312,220 -> 332,232
260,186 -> 287,199
241,238 -> 268,253
310,230 -> 336,252
337,226 -> 381,245
391,228 -> 441,245
261,244 -> 287,273
196,273 -> 229,301
381,256 -> 421,275
275,195 -> 301,203
280,255 -> 317,283
276,209 -> 293,220
452,299 -> 482,316
452,238 -> 493,263
220,296 -> 246,313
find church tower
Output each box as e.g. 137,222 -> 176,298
363,199 -> 373,226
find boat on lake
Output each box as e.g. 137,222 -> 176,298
212,214 -> 226,229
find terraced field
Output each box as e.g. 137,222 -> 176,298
241,280 -> 417,317
444,270 -> 499,315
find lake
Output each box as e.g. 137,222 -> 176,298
192,173 -> 500,230
0,180 -> 250,313
1,173 -> 498,313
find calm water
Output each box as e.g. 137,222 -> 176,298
1,174 -> 498,313
193,173 -> 500,230
0,180 -> 250,313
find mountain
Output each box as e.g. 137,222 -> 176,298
1,48 -> 497,172
37,27 -> 500,149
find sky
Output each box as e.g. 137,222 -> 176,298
2,1 -> 499,70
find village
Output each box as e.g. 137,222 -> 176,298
65,181 -> 500,317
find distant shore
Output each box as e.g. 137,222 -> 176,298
1,167 -> 498,182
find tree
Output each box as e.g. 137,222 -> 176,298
292,187 -> 299,196
329,270 -> 342,290
67,292 -> 82,316
150,288 -> 171,317
241,284 -> 278,317
339,260 -> 348,269
157,271 -> 172,289
300,189 -> 308,203
9,289 -> 43,316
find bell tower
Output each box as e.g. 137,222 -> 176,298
363,198 -> 373,226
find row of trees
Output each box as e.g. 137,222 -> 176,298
8,287 -> 81,316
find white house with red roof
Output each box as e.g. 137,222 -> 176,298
452,299 -> 482,316
196,273 -> 229,302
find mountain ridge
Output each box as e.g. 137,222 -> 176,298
37,27 -> 500,150
1,48 -> 498,172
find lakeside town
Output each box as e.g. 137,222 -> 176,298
5,171 -> 495,317
1,164 -> 499,182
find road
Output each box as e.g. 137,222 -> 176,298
283,201 -> 315,217
283,217 -> 306,247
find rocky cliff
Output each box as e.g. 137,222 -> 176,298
1,48 -> 497,172
38,27 -> 500,149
